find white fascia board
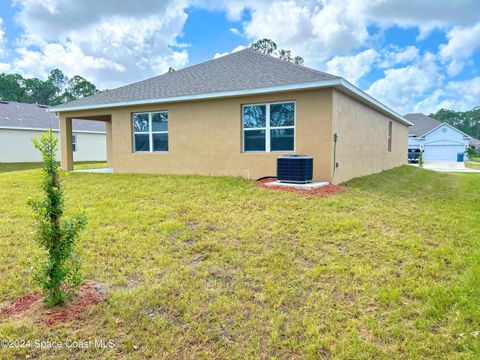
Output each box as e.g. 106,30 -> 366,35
0,126 -> 105,134
48,78 -> 411,126
333,79 -> 412,126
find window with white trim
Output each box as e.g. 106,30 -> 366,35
133,111 -> 168,152
242,102 -> 295,152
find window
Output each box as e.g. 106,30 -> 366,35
133,111 -> 168,152
388,121 -> 392,152
72,135 -> 77,152
243,102 -> 295,152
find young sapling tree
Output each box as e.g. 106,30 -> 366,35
30,130 -> 86,307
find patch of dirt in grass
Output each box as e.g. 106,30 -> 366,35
190,254 -> 208,264
209,266 -> 233,285
44,281 -> 107,326
256,178 -> 344,197
0,280 -> 107,326
0,291 -> 42,317
142,307 -> 184,325
186,220 -> 201,231
120,272 -> 145,290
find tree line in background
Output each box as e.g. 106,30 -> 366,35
0,69 -> 98,106
430,107 -> 480,139
250,38 -> 304,65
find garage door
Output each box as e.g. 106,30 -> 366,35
424,145 -> 464,161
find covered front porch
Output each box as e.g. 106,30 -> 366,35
59,114 -> 113,171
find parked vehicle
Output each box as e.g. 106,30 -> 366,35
408,149 -> 421,163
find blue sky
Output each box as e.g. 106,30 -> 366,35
180,9 -> 248,65
0,0 -> 479,115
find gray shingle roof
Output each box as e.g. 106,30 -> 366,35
50,49 -> 339,111
403,113 -> 442,136
0,101 -> 105,132
469,138 -> 480,146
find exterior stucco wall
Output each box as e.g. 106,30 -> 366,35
332,90 -> 408,184
61,89 -> 334,181
0,128 -> 106,162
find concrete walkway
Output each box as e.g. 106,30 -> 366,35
414,160 -> 480,173
73,168 -> 113,173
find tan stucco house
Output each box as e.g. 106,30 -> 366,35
49,49 -> 411,184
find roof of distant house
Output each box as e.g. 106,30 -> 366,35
404,112 -> 472,139
403,113 -> 442,136
469,137 -> 480,146
0,101 -> 105,133
48,49 -> 411,126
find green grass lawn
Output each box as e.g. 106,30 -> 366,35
0,162 -> 107,174
466,162 -> 480,170
0,166 -> 479,359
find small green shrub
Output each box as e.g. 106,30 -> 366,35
29,131 -> 87,307
465,147 -> 477,158
418,150 -> 424,167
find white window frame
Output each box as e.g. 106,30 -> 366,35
72,134 -> 77,152
132,111 -> 168,153
242,101 -> 296,153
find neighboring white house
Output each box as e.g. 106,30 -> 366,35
404,113 -> 470,161
0,101 -> 106,162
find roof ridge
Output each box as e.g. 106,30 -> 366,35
83,48 -> 338,100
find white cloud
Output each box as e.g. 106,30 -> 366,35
439,22 -> 480,76
379,46 -> 419,68
194,0 -> 480,71
12,42 -> 125,79
10,0 -> 190,88
213,45 -> 246,59
414,77 -> 480,113
230,27 -> 242,36
367,53 -> 443,114
0,18 -> 6,56
326,49 -> 378,84
364,0 -> 480,27
0,63 -> 11,72
240,0 -> 371,67
0,17 -> 11,71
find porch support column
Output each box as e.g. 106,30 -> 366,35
59,115 -> 74,171
106,119 -> 113,168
